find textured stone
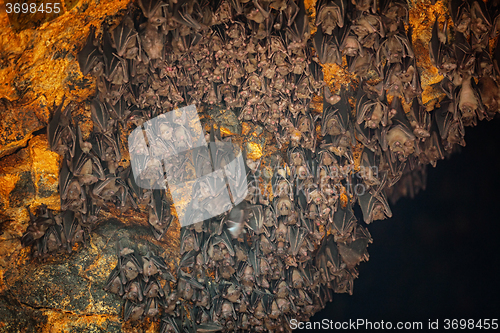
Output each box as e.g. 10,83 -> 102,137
2,218 -> 176,332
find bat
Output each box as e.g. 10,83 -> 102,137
330,200 -> 356,241
123,279 -> 144,302
381,96 -> 416,159
358,189 -> 392,223
113,15 -> 139,59
47,98 -> 76,157
456,75 -> 486,127
124,300 -> 145,321
172,0 -> 203,30
315,0 -> 345,34
356,83 -> 388,129
138,0 -> 166,19
338,225 -> 371,268
78,25 -> 103,76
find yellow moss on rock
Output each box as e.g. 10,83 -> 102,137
0,0 -> 130,155
246,142 -> 263,160
322,62 -> 357,94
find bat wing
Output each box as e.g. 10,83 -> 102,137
78,25 -> 102,76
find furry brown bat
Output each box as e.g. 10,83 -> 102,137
358,189 -> 392,223
356,85 -> 388,129
102,24 -> 128,85
456,74 -> 485,127
113,15 -> 139,59
330,201 -> 356,241
149,189 -> 173,240
418,111 -> 445,167
477,76 -> 500,116
47,98 -> 76,157
315,0 -> 345,34
470,0 -> 491,44
377,30 -> 414,66
449,0 -> 471,35
78,25 -> 103,76
407,97 -> 431,139
382,97 -> 416,160
321,89 -> 350,137
337,224 -> 372,269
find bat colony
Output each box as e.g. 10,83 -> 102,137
21,0 -> 500,331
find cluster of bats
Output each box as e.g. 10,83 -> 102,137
20,0 -> 500,330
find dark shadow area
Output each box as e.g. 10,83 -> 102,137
308,117 -> 500,328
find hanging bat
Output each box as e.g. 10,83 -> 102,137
477,76 -> 500,117
123,279 -> 144,303
124,300 -> 145,321
47,98 -> 76,157
90,98 -> 112,134
356,83 -> 388,129
340,31 -> 363,58
315,234 -> 340,283
330,200 -> 356,241
418,110 -> 445,167
358,189 -> 392,223
351,13 -> 385,42
348,50 -> 373,79
381,96 -> 416,159
313,26 -> 342,65
113,15 -> 139,59
337,234 -> 370,269
60,210 -> 84,252
429,17 -> 445,69
456,75 -> 486,127
321,88 -> 351,144
78,25 -> 103,76
288,225 -> 307,256
160,314 -> 182,333
286,0 -> 310,44
21,205 -> 55,248
144,297 -> 160,318
352,0 -> 376,13
453,32 -> 475,75
470,0 -> 491,43
102,23 -> 126,83
381,0 -> 409,26
449,0 -> 471,34
377,31 -> 414,65
104,264 -> 125,296
315,0 -> 345,34
138,0 -> 166,19
172,0 -> 204,30
149,189 -> 172,240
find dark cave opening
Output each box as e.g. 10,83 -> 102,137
310,117 -> 500,327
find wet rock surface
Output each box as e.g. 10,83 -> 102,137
1,217 -> 176,332
1,0 -> 499,331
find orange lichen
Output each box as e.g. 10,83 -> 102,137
220,126 -> 237,137
409,0 -> 449,106
322,61 -> 356,94
339,191 -> 348,209
241,122 -> 251,136
304,0 -> 317,20
246,142 -> 263,160
0,0 -> 131,156
311,94 -> 324,114
0,174 -> 20,210
40,310 -> 121,333
352,142 -> 364,172
0,0 -> 130,101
